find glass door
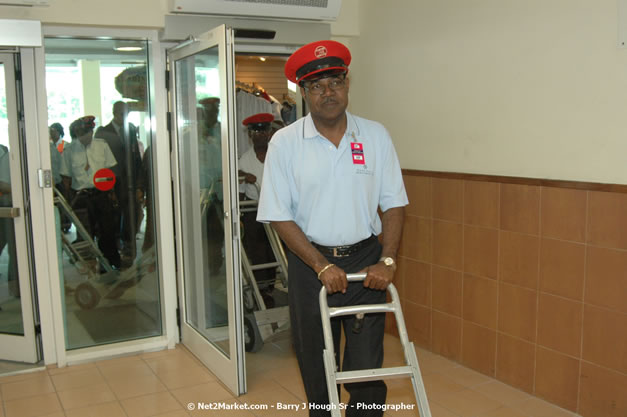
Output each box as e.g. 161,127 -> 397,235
0,53 -> 39,363
169,25 -> 245,395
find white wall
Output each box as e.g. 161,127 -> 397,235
0,0 -> 358,31
348,0 -> 627,185
6,0 -> 623,184
0,0 -> 167,27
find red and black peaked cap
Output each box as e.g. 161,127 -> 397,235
69,116 -> 96,139
242,112 -> 274,128
284,40 -> 351,85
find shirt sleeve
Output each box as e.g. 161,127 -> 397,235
59,144 -> 71,177
256,138 -> 294,223
378,128 -> 409,212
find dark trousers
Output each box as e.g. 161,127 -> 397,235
241,205 -> 276,288
288,238 -> 387,417
115,180 -> 141,258
72,189 -> 121,268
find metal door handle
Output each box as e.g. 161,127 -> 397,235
0,207 -> 20,218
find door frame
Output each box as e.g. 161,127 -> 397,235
168,25 -> 246,396
0,51 -> 40,363
30,26 -> 178,367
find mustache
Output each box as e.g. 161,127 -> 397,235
321,97 -> 338,105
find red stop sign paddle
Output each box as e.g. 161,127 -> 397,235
93,168 -> 116,191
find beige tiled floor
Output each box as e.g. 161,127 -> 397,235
0,331 -> 581,417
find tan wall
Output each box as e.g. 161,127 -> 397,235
393,172 -> 627,416
348,0 -> 627,185
235,56 -> 289,104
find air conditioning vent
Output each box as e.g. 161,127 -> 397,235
169,0 -> 341,21
0,0 -> 50,6
224,0 -> 328,6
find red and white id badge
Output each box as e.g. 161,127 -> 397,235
351,142 -> 365,165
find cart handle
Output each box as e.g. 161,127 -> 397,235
346,272 -> 367,282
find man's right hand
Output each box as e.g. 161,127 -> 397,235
319,264 -> 348,294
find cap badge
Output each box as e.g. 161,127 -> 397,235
314,45 -> 328,59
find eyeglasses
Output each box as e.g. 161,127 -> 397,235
303,76 -> 346,96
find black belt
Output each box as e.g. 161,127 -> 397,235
312,235 -> 377,258
75,188 -> 100,196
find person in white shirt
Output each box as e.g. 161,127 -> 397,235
257,40 -> 407,416
60,116 -> 122,269
239,112 -> 279,306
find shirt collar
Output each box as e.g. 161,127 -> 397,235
303,111 -> 355,141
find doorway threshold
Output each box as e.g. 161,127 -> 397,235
0,359 -> 45,378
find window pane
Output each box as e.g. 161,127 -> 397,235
44,38 -> 161,350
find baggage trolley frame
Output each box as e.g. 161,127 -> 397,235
54,188 -> 157,310
319,273 -> 432,417
238,181 -> 290,352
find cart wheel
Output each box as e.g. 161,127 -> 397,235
75,283 -> 100,310
243,288 -> 256,313
244,315 -> 263,353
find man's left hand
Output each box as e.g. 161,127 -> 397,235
362,261 -> 395,291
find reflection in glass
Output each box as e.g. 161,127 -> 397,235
44,38 -> 161,349
0,64 -> 24,336
175,47 -> 230,356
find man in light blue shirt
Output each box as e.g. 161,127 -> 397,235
257,40 -> 408,417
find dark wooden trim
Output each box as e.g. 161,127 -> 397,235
402,169 -> 627,194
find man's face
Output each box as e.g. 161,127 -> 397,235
249,126 -> 271,162
203,104 -> 219,128
113,104 -> 128,125
49,128 -> 60,141
301,74 -> 349,124
77,130 -> 93,147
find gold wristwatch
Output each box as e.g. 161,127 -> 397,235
379,256 -> 396,270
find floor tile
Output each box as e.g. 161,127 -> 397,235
428,402 -> 459,417
479,405 -> 528,417
1,373 -> 55,401
154,365 -> 215,390
121,391 -> 184,417
517,396 -> 577,417
47,362 -> 96,376
145,352 -> 203,375
170,381 -> 235,407
471,380 -> 532,408
154,412 -> 190,417
440,365 -> 493,388
98,360 -> 154,381
430,388 -> 502,417
0,332 -> 587,417
56,382 -> 116,410
0,369 -> 48,386
107,373 -> 168,400
64,401 -> 127,417
4,392 -> 63,417
50,367 -> 105,392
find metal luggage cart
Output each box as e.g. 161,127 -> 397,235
319,273 -> 432,417
54,188 -> 156,309
238,180 -> 290,352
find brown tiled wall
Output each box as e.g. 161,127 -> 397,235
392,173 -> 627,417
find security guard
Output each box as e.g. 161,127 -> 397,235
239,112 -> 277,306
60,116 -> 122,269
257,40 -> 408,416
